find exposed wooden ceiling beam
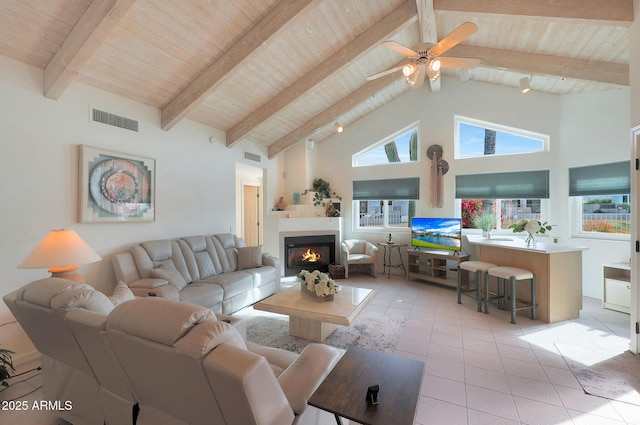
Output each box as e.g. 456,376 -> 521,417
43,0 -> 136,99
433,0 -> 634,25
449,44 -> 629,86
268,66 -> 405,158
226,0 -> 417,148
161,0 -> 318,131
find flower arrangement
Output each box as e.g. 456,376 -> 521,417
509,219 -> 553,246
297,269 -> 338,298
508,219 -> 552,234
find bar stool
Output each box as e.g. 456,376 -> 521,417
457,261 -> 497,312
487,266 -> 536,324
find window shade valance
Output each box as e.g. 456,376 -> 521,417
455,170 -> 549,199
569,161 -> 630,196
353,177 -> 419,200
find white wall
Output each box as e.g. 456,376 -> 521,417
292,76 -> 630,299
0,56 -> 283,359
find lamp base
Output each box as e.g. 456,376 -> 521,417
48,266 -> 86,283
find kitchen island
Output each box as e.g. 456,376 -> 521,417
466,236 -> 587,323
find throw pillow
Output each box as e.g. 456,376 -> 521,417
237,245 -> 263,270
109,281 -> 135,306
151,263 -> 188,290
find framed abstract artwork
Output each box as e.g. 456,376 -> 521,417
79,145 -> 155,223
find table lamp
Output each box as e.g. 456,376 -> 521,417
18,229 -> 102,282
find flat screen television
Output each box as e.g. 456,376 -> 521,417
411,217 -> 462,252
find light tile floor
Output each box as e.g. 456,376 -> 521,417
2,273 -> 638,425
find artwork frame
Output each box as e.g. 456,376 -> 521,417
79,145 -> 155,223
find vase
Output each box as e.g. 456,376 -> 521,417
525,232 -> 537,247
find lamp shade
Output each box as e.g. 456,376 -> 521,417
18,229 -> 101,276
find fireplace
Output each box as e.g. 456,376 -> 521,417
284,234 -> 336,276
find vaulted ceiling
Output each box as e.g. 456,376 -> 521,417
0,0 -> 633,158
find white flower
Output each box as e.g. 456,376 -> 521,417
524,220 -> 541,234
297,269 -> 337,297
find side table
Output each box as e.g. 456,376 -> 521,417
308,347 -> 424,425
377,243 -> 407,278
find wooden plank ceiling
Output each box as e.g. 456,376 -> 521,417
0,0 -> 632,158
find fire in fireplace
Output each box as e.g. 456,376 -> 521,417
284,234 -> 335,276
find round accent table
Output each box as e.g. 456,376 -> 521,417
377,243 -> 407,278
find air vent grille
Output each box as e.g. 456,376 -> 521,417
92,108 -> 138,132
244,151 -> 261,162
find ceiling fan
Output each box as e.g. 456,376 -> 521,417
367,22 -> 481,89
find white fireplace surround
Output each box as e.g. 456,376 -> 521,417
278,217 -> 343,276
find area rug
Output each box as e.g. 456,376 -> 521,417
556,343 -> 640,406
245,310 -> 405,354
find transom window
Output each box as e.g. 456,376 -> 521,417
455,115 -> 548,159
353,122 -> 419,167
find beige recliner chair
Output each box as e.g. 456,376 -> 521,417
3,278 -> 133,425
106,297 -> 344,425
341,239 -> 379,278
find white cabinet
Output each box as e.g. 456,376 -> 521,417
603,262 -> 631,314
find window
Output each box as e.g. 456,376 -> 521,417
353,178 -> 419,232
457,169 -> 549,232
357,200 -> 414,230
462,199 -> 545,230
353,122 -> 419,167
455,115 -> 548,159
569,162 -> 631,237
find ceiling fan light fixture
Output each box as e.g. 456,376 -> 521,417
429,58 -> 441,72
405,76 -> 415,86
519,76 -> 532,94
402,64 -> 415,77
429,71 -> 440,82
335,122 -> 344,133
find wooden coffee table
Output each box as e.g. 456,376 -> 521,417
253,282 -> 375,342
308,347 -> 425,425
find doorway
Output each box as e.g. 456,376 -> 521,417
236,163 -> 264,247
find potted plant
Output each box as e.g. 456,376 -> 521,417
302,178 -> 342,206
474,211 -> 497,238
0,346 -> 15,388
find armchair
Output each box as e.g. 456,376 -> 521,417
341,239 -> 379,278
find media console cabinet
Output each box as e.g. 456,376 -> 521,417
406,249 -> 469,287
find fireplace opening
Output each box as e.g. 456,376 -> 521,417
284,234 -> 335,276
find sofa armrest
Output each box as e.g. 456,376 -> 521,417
217,314 -> 246,340
128,278 -> 168,289
365,242 -> 379,257
261,253 -> 282,289
277,343 -> 344,414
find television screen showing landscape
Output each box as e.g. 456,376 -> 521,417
411,217 -> 461,251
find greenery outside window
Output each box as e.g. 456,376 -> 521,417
353,122 -> 419,167
454,115 -> 548,159
461,199 -> 547,231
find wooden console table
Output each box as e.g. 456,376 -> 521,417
467,236 -> 586,323
406,249 -> 469,287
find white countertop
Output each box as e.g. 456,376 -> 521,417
466,235 -> 587,254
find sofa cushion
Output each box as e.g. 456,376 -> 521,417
205,271 -> 253,299
179,283 -> 224,308
151,263 -> 188,291
243,265 -> 277,289
237,245 -> 263,270
109,281 -> 135,306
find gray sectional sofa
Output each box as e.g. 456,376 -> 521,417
112,233 -> 280,314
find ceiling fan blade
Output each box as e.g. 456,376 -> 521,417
412,67 -> 426,89
382,41 -> 419,58
429,22 -> 478,57
366,65 -> 405,80
438,57 -> 481,69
